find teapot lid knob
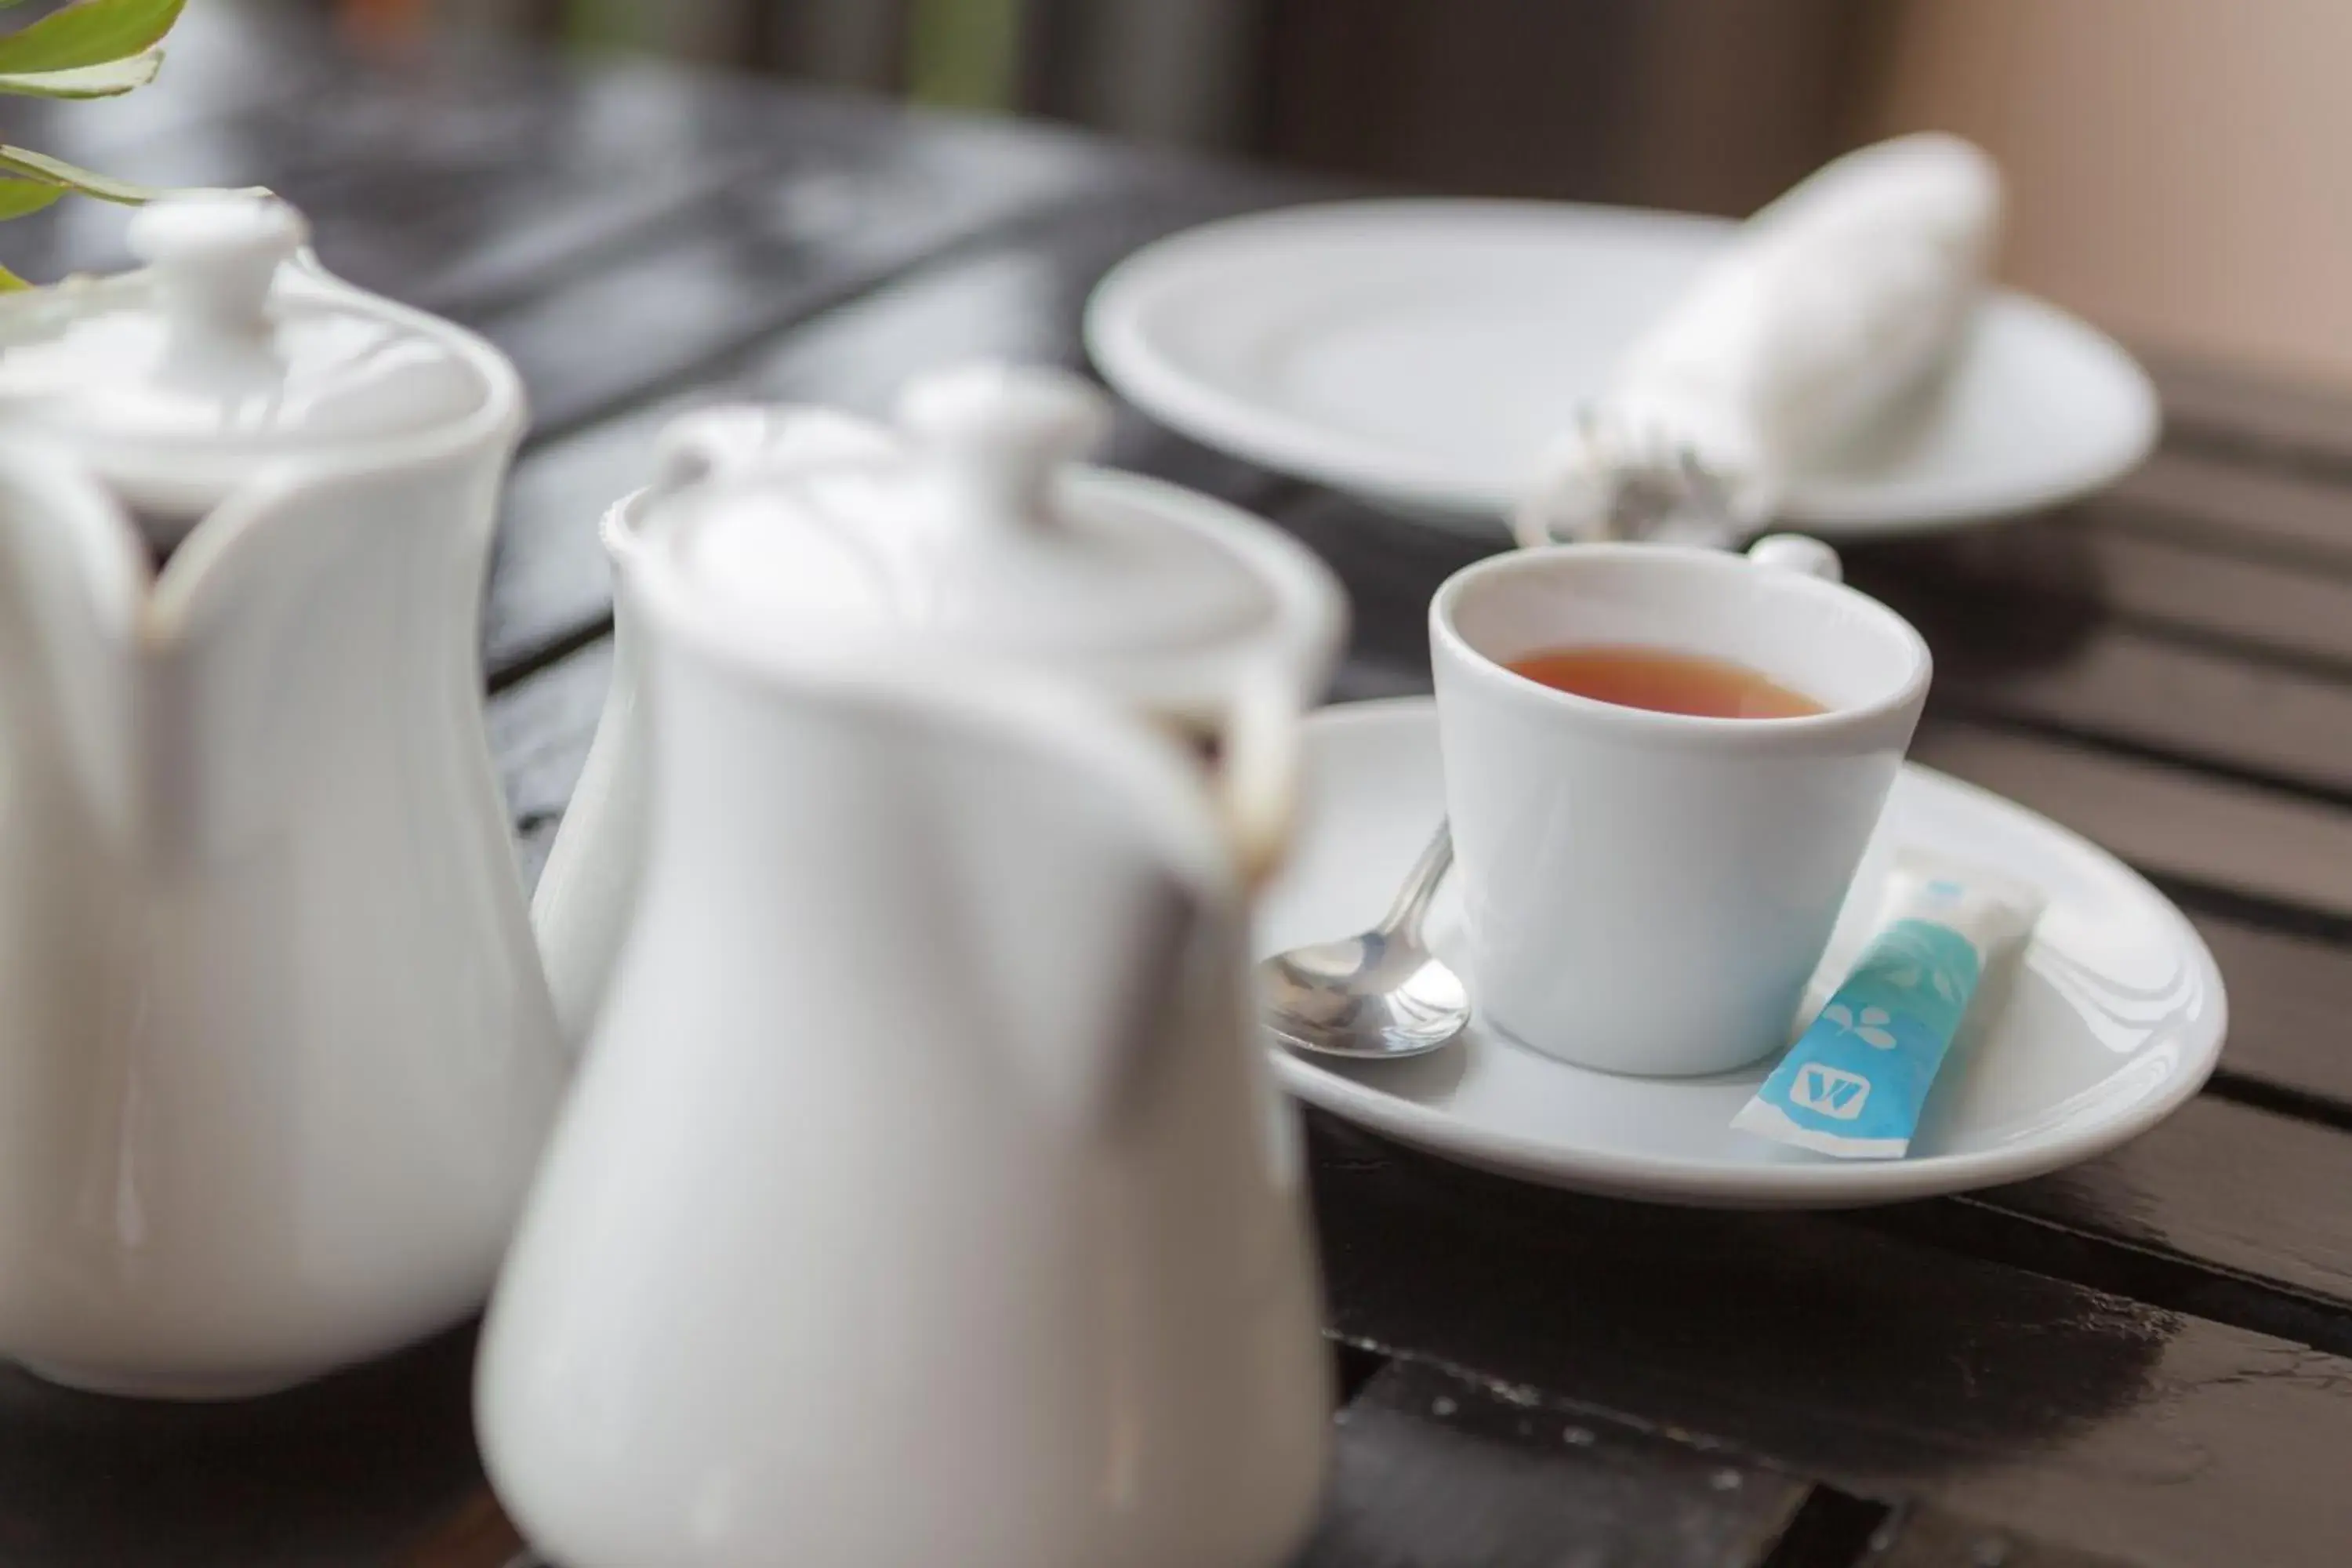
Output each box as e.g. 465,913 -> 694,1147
0,188 -> 493,527
128,191 -> 307,341
895,362 -> 1112,529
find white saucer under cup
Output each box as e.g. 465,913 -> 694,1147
1087,199 -> 2160,536
1261,700 -> 2227,1208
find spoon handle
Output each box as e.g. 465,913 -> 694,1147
1377,823 -> 1454,939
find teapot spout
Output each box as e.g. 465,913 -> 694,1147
0,441 -> 147,857
531,546 -> 654,1056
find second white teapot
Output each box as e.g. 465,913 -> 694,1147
479,369 -> 1342,1562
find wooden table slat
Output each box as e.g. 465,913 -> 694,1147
1308,1116 -> 2352,1568
466,125 -> 1143,448
1907,718 -> 2352,923
2149,349 -> 2352,478
2183,913 -> 2352,1103
1294,1361 -> 1812,1568
0,1327 -> 485,1568
1866,1505 -> 2140,1568
1888,519 -> 2352,680
1941,1094 -> 2352,1341
2096,448 -> 2352,571
12,14 -> 763,296
1864,587 -> 2352,806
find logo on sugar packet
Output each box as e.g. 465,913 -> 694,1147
1789,1063 -> 1871,1120
1820,1003 -> 1896,1049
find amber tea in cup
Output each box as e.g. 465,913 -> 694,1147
1505,644 -> 1825,720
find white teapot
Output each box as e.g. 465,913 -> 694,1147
481,365 -> 1345,1567
0,193 -> 568,1398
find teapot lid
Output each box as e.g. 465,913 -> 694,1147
0,191 -> 489,515
636,363 -> 1341,718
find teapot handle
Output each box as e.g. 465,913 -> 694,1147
1207,658 -> 1305,890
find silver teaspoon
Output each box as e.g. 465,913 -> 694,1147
1259,824 -> 1469,1060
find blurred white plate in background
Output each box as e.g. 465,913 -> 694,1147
1087,198 -> 2161,537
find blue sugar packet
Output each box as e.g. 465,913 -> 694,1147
1733,851 -> 2044,1159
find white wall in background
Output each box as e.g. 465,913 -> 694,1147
1868,0 -> 2352,390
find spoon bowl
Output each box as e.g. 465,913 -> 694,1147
1259,825 -> 1468,1060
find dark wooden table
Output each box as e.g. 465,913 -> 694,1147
12,9 -> 2352,1566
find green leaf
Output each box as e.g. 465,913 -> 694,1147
0,44 -> 161,97
0,178 -> 61,219
0,144 -> 154,205
0,265 -> 29,292
0,0 -> 184,74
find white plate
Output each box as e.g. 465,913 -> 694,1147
1090,199 -> 2161,537
1261,699 -> 2227,1207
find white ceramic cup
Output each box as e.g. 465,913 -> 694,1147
1430,536 -> 1932,1077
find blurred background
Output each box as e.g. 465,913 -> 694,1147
268,0 -> 2351,394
